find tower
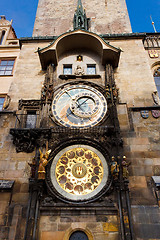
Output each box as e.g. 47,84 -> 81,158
1,1 -> 160,240
33,0 -> 132,36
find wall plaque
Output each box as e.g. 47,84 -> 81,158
0,180 -> 14,190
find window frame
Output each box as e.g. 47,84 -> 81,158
0,96 -> 5,111
25,110 -> 37,129
0,30 -> 5,45
69,231 -> 89,240
63,64 -> 72,75
0,58 -> 15,76
154,67 -> 160,98
87,64 -> 96,75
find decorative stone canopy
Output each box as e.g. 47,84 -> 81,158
38,30 -> 121,70
73,0 -> 88,31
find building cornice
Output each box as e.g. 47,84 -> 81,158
19,32 -> 160,44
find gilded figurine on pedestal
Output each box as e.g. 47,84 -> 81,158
38,149 -> 51,179
106,84 -> 111,99
111,156 -> 120,180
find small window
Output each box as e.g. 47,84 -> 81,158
0,31 -> 5,45
26,111 -> 37,128
87,64 -> 96,75
0,97 -> 5,111
154,67 -> 160,98
69,231 -> 89,240
63,64 -> 72,75
0,59 -> 15,76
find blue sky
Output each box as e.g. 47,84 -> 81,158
0,0 -> 160,38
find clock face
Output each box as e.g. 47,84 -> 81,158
52,85 -> 107,128
50,145 -> 109,202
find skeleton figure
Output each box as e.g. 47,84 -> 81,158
38,149 -> 51,179
122,156 -> 130,179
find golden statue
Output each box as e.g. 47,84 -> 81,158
38,149 -> 51,179
111,156 -> 119,179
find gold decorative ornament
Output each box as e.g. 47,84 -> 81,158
55,147 -> 103,195
38,149 -> 51,179
77,55 -> 83,61
3,95 -> 11,110
50,145 -> 109,201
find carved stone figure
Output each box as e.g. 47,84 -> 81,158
38,149 -> 51,179
152,91 -> 160,105
28,157 -> 36,178
74,65 -> 84,75
112,86 -> 119,99
122,156 -> 130,179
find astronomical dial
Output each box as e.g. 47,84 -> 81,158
52,85 -> 107,128
50,145 -> 109,202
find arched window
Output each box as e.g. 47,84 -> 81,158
69,231 -> 89,240
154,67 -> 160,98
0,30 -> 5,45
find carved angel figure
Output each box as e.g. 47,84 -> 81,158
74,65 -> 84,75
38,149 -> 51,179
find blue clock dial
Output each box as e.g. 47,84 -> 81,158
52,85 -> 107,128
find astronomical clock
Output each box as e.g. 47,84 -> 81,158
45,81 -> 112,203
51,84 -> 107,128
46,144 -> 111,203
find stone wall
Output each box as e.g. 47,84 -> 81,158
0,48 -> 20,94
0,35 -> 160,239
39,214 -> 118,240
0,114 -> 34,240
118,104 -> 160,239
33,0 -> 132,37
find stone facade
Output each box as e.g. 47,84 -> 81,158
33,0 -> 132,36
0,1 -> 160,240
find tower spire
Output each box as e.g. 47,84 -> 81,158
73,0 -> 88,31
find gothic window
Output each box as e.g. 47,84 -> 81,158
154,67 -> 160,98
0,31 -> 5,45
87,64 -> 96,74
0,97 -> 5,111
69,231 -> 89,240
63,64 -> 72,74
0,59 -> 15,76
25,110 -> 37,128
